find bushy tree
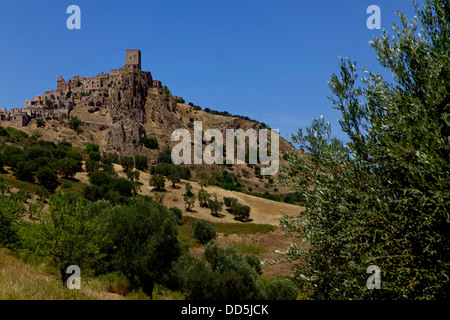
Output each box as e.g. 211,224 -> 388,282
198,189 -> 211,207
168,169 -> 180,188
18,193 -> 107,285
110,178 -> 134,197
192,219 -> 216,244
14,160 -> 36,183
266,280 -> 298,300
57,157 -> 81,179
208,198 -> 224,217
89,170 -> 112,186
36,166 -> 59,192
184,182 -> 194,197
88,151 -> 101,162
230,202 -> 251,221
83,184 -> 104,202
183,182 -> 195,212
223,197 -> 238,208
169,207 -> 183,223
85,158 -> 101,175
178,166 -> 191,180
105,197 -> 182,297
196,171 -> 209,189
279,0 -> 450,299
182,243 -> 266,300
120,156 -> 134,172
84,143 -> 99,153
150,174 -> 165,191
3,145 -> 24,168
184,194 -> 196,212
0,194 -> 24,248
134,155 -> 148,171
125,169 -> 140,182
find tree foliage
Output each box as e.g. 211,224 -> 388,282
0,194 -> 24,248
104,197 -> 182,297
280,0 -> 450,299
142,137 -> 159,149
192,219 -> 217,244
150,174 -> 165,191
182,243 -> 266,300
18,193 -> 107,285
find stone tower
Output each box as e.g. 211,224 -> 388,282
125,49 -> 141,70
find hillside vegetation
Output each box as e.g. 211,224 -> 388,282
0,125 -> 301,300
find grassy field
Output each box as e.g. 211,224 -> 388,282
177,215 -> 277,249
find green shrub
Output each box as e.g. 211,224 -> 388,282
56,157 -> 82,179
192,220 -> 216,244
231,202 -> 251,221
36,119 -> 45,128
83,185 -> 104,202
142,137 -> 159,149
197,189 -> 211,207
18,193 -> 107,285
85,158 -> 101,175
183,243 -> 266,300
14,161 -> 36,183
207,198 -> 223,217
223,197 -> 238,208
33,185 -> 50,201
70,117 -> 82,130
61,181 -> 72,189
105,197 -> 182,297
150,174 -> 165,191
85,143 -> 99,153
96,271 -> 131,295
219,182 -> 242,192
266,280 -> 298,300
120,156 -> 134,171
169,207 -> 183,223
89,170 -> 112,186
110,178 -> 133,197
134,155 -> 148,171
0,178 -> 11,195
244,254 -> 262,275
3,145 -> 24,167
0,195 -> 24,248
35,167 -> 59,192
158,147 -> 172,164
279,0 -> 450,299
88,151 -> 101,162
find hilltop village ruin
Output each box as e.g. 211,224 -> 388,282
0,50 -> 176,127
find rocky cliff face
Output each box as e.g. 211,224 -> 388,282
101,66 -> 181,156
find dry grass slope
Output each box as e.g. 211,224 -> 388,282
0,249 -> 124,300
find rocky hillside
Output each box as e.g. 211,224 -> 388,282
21,68 -> 292,161
13,66 -> 297,194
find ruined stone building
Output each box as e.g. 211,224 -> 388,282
0,49 -> 171,127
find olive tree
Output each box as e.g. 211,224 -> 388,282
279,0 -> 450,299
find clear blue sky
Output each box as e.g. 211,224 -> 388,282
0,0 -> 418,142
